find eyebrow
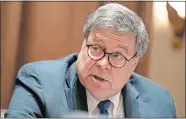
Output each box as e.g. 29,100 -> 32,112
92,37 -> 129,54
94,30 -> 130,53
94,36 -> 129,53
117,44 -> 129,53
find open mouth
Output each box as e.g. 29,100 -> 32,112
93,75 -> 105,81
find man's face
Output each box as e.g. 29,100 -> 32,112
76,28 -> 139,101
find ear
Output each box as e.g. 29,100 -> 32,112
80,39 -> 86,50
132,56 -> 141,68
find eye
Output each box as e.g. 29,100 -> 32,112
92,45 -> 103,52
89,45 -> 104,58
111,53 -> 124,59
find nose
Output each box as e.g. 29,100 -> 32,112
96,55 -> 111,70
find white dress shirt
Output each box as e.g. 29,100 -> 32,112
86,90 -> 124,118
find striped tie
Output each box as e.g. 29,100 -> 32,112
98,100 -> 111,118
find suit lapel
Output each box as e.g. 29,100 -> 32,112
64,61 -> 88,113
64,81 -> 88,112
64,87 -> 76,112
123,79 -> 147,118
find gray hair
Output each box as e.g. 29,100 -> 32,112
83,3 -> 149,57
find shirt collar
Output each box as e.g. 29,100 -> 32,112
86,90 -> 122,114
86,90 -> 100,114
109,92 -> 122,115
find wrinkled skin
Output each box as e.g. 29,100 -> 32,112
76,28 -> 140,101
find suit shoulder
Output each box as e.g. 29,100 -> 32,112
130,73 -> 170,101
129,73 -> 176,117
17,53 -> 78,84
18,59 -> 67,78
19,53 -> 78,72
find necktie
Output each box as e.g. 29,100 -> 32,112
98,100 -> 111,117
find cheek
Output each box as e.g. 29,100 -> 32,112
111,64 -> 134,89
77,52 -> 96,80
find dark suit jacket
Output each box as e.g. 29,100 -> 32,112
5,53 -> 176,118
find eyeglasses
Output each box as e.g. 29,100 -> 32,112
86,44 -> 137,68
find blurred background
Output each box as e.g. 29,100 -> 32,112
1,1 -> 185,117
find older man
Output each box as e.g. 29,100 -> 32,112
5,3 -> 176,118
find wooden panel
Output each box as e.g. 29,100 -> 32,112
1,2 -> 23,109
134,2 -> 153,77
21,2 -> 100,63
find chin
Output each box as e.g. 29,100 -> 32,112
90,91 -> 107,101
88,89 -> 113,101
81,76 -> 118,100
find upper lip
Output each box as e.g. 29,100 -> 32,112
91,74 -> 107,81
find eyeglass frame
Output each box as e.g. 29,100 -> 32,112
86,44 -> 137,68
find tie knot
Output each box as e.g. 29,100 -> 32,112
98,100 -> 111,116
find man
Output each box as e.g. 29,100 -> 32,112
5,3 -> 176,118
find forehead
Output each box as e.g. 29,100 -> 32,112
88,28 -> 136,54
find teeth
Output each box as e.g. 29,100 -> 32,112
94,76 -> 104,81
